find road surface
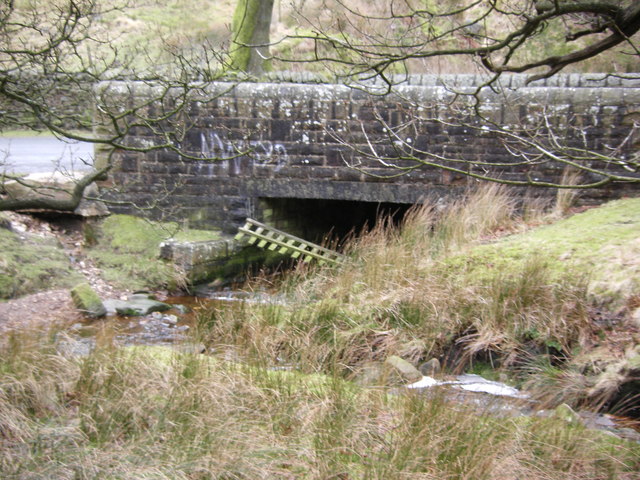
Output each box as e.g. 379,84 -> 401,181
0,136 -> 94,174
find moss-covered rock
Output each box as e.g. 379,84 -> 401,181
384,355 -> 423,384
70,283 -> 106,318
204,245 -> 290,284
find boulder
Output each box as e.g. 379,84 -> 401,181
70,283 -> 106,318
384,355 -> 423,384
353,362 -> 386,386
419,358 -> 441,376
103,294 -> 171,316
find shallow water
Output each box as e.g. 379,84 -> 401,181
62,289 -> 261,351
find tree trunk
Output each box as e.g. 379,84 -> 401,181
229,0 -> 275,74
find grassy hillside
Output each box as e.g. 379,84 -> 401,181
12,0 -> 638,75
459,198 -> 640,306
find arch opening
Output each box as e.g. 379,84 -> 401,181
256,197 -> 413,250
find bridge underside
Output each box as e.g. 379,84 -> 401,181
257,197 -> 413,246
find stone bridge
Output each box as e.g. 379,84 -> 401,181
102,74 -> 640,242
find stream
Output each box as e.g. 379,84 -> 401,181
57,287 -> 271,354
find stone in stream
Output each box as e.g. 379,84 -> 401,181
103,293 -> 171,316
419,358 -> 441,376
172,304 -> 190,314
70,283 -> 107,318
385,355 -> 423,384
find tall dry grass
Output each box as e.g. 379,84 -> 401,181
553,167 -> 583,217
200,185 -> 592,377
1,334 -> 637,479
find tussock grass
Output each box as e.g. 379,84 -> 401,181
553,168 -> 583,218
197,188 -> 640,417
1,337 -> 637,479
200,185 -> 593,376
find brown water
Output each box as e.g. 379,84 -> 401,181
63,295 -> 213,353
64,288 -> 275,351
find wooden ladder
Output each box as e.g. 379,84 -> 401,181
234,218 -> 345,266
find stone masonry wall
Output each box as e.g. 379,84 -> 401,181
102,74 -> 640,232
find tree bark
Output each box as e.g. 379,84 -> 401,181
229,0 -> 275,74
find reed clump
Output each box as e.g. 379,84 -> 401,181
200,185 -> 594,377
1,336 -> 637,479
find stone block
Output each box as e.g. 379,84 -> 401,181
104,294 -> 171,316
271,119 -> 291,140
71,283 -> 106,318
384,355 -> 422,384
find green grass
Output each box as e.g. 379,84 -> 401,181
0,130 -> 54,138
457,197 -> 640,306
0,129 -> 94,138
87,214 -> 221,290
0,224 -> 83,299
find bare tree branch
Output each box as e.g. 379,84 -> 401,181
278,1 -> 639,84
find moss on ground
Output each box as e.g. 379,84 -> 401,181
87,214 -> 221,291
0,213 -> 223,298
0,227 -> 83,300
450,197 -> 640,305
